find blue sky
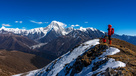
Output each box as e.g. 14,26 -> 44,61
0,0 -> 136,35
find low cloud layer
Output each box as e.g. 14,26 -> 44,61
2,24 -> 11,26
71,24 -> 80,27
15,21 -> 23,23
30,20 -> 48,24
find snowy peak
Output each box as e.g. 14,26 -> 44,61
51,21 -> 67,28
79,27 -> 87,32
1,26 -> 6,29
0,26 -> 45,35
0,26 -> 26,34
0,21 -> 68,36
0,21 -> 104,40
0,21 -> 72,39
79,27 -> 98,32
45,21 -> 71,35
47,21 -> 67,31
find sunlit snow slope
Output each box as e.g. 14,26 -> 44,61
13,39 -> 126,76
13,39 -> 99,76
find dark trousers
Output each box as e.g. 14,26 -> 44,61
108,35 -> 111,40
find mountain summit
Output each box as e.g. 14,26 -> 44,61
45,21 -> 71,35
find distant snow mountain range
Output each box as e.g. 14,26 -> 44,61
0,21 -> 73,40
0,20 -> 136,45
0,21 -> 104,41
0,21 -> 101,36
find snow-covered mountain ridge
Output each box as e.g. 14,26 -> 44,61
1,20 -> 136,38
1,20 -> 136,45
13,39 -> 126,76
0,21 -> 72,36
0,21 -> 103,40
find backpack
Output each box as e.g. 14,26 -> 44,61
102,38 -> 106,43
111,28 -> 114,35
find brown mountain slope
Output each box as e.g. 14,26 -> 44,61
39,30 -> 92,57
100,38 -> 136,53
0,50 -> 51,76
100,38 -> 136,75
0,34 -> 37,52
109,38 -> 136,52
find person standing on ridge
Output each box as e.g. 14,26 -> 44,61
108,24 -> 114,45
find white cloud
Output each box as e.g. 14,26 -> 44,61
71,25 -> 75,27
30,20 -> 42,24
2,24 -> 11,26
20,21 -> 22,23
38,22 -> 42,24
30,20 -> 49,24
85,22 -> 88,23
15,21 -> 18,23
71,24 -> 80,27
15,21 -> 22,23
75,24 -> 79,26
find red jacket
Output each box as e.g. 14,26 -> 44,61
108,25 -> 112,36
